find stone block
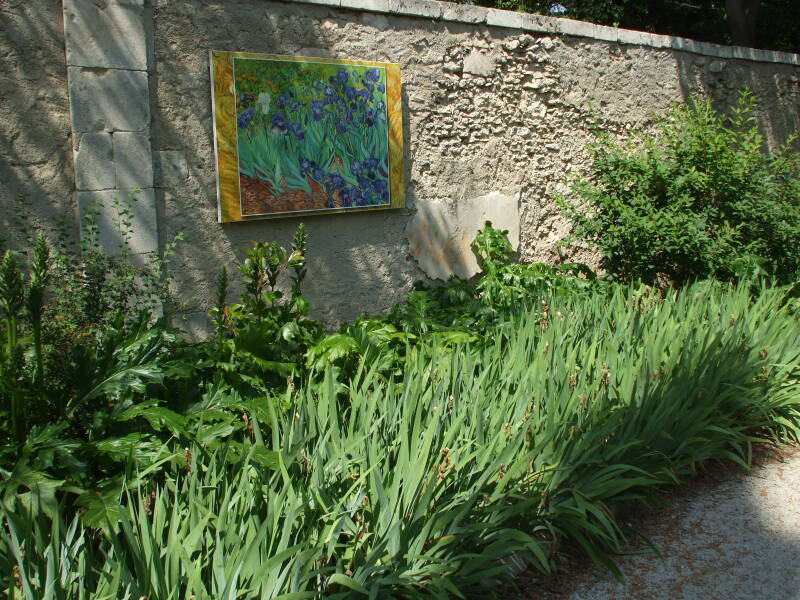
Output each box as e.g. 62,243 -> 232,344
74,132 -> 115,190
114,132 -> 153,188
558,18 -> 600,40
591,24 -> 619,43
616,28 -> 650,46
486,8 -> 524,30
713,44 -> 735,58
68,67 -> 150,132
440,3 -> 487,24
463,50 -> 496,76
732,46 -> 756,61
390,0 -> 443,19
648,33 -> 673,49
153,150 -> 188,187
77,188 -> 158,254
406,190 -> 520,281
63,0 -> 147,70
692,41 -> 719,56
528,14 -> 562,34
669,37 -> 697,53
340,0 -> 387,11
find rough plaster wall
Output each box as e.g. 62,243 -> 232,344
150,0 -> 800,328
0,1 -> 74,249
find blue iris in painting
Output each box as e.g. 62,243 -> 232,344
365,68 -> 380,82
333,68 -> 350,85
377,83 -> 385,93
329,174 -> 345,190
344,85 -> 358,100
237,107 -> 255,130
290,122 -> 304,140
324,86 -> 336,97
270,113 -> 289,132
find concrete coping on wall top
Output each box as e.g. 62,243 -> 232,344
288,0 -> 800,66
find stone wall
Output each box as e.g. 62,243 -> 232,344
2,0 -> 799,332
1,1 -> 73,247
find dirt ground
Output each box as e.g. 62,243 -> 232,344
511,444 -> 800,600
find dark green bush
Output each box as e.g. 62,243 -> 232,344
561,90 -> 800,286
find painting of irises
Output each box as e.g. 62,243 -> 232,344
211,51 -> 405,222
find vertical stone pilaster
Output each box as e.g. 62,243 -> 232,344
63,0 -> 157,255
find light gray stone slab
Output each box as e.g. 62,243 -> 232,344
406,190 -> 520,281
63,0 -> 147,70
68,67 -> 150,132
591,24 -> 619,43
77,188 -> 158,254
486,8 -> 524,29
648,33 -> 674,49
440,3 -> 487,24
616,29 -> 650,46
113,132 -> 153,189
74,132 -> 115,190
520,13 -> 561,34
558,18 -> 601,40
390,0 -> 443,19
732,45 -> 756,60
463,50 -> 496,76
153,150 -> 188,188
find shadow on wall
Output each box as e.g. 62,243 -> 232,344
672,50 -> 800,150
0,4 -> 75,250
148,1 -> 429,331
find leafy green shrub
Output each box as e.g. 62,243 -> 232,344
561,90 -> 800,286
305,222 -> 605,378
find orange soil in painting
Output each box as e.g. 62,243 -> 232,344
240,174 -> 335,215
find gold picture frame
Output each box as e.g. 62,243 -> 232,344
210,50 -> 405,223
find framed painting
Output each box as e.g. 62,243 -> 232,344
210,50 -> 405,222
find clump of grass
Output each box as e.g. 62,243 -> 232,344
2,281 -> 799,598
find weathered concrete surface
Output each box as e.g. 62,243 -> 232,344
153,150 -> 189,188
149,1 -> 799,327
74,132 -> 115,191
63,0 -> 147,70
2,1 -> 799,327
0,1 -> 75,247
522,446 -> 800,599
67,67 -> 150,133
113,131 -> 153,189
406,189 -> 520,280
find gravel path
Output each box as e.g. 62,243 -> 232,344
516,445 -> 800,600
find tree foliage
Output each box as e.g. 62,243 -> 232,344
458,0 -> 799,52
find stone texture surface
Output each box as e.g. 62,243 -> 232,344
113,132 -> 153,189
68,67 -> 150,132
0,2 -> 75,249
76,188 -> 158,254
406,189 -> 520,280
2,0 -> 799,329
528,446 -> 800,599
153,150 -> 189,187
63,0 -> 147,70
149,0 -> 800,327
74,132 -> 115,190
